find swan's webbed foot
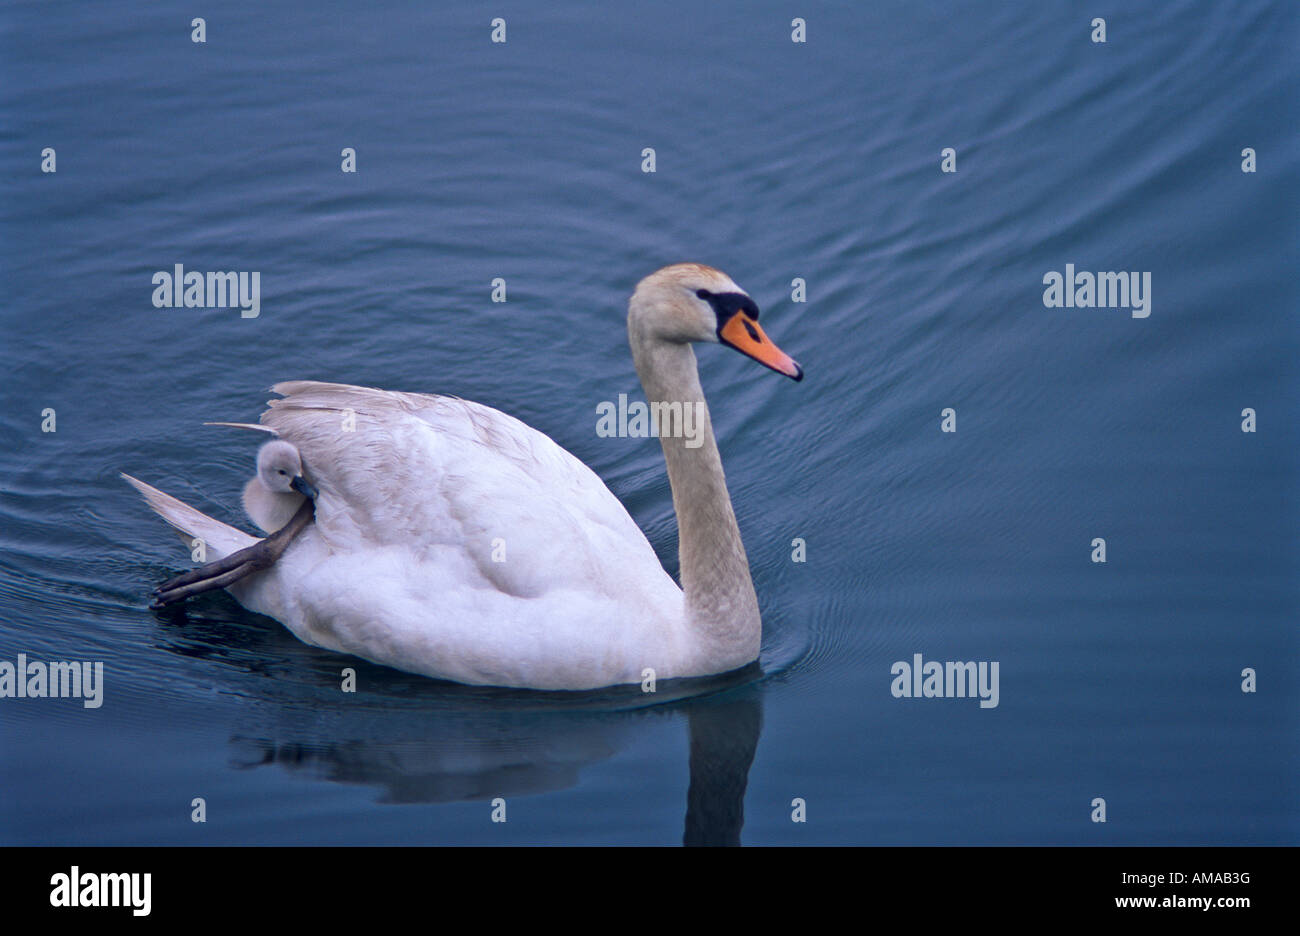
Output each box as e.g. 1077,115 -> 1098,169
150,499 -> 315,609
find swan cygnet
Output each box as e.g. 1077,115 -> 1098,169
125,263 -> 803,690
243,440 -> 319,533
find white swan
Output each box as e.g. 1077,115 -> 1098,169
125,263 -> 802,690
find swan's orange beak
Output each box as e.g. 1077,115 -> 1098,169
718,312 -> 803,381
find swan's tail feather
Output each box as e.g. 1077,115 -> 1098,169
121,474 -> 259,560
203,421 -> 279,436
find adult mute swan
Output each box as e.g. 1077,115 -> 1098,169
125,263 -> 802,690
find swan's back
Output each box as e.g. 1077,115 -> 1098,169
249,382 -> 684,687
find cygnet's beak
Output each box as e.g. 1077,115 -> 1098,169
291,476 -> 319,500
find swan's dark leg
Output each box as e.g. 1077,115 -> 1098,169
150,499 -> 315,609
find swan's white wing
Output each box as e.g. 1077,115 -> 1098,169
259,380 -> 671,604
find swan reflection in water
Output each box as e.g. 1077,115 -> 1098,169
226,671 -> 763,847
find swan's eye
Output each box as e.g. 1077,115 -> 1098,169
695,289 -> 711,300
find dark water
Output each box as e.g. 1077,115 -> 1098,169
1,1 -> 1296,844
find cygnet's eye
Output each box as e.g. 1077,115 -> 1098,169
278,469 -> 287,475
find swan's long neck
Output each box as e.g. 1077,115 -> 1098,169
630,328 -> 760,665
